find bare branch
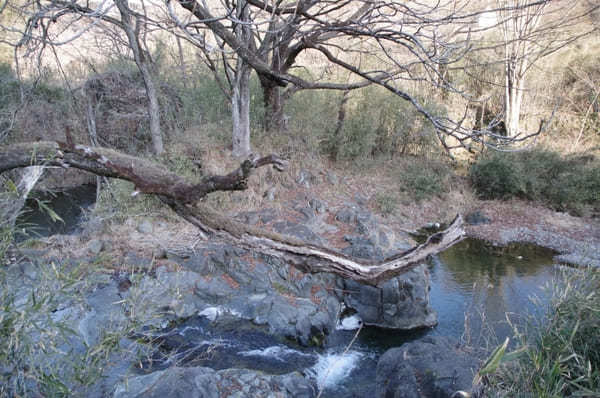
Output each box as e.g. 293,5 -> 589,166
0,141 -> 464,285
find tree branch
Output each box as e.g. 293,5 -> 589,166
0,141 -> 464,285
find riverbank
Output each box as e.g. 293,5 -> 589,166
466,200 -> 600,268
3,154 -> 598,397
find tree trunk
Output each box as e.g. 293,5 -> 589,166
261,79 -> 285,132
1,166 -> 45,230
232,60 -> 252,158
504,55 -> 525,138
231,0 -> 252,158
141,64 -> 164,154
114,0 -> 164,155
0,141 -> 465,286
505,78 -> 524,138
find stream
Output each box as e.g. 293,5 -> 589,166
18,188 -> 559,396
130,238 -> 557,397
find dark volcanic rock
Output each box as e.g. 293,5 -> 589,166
465,210 -> 491,225
273,220 -> 323,245
342,264 -> 437,329
113,366 -> 316,398
376,336 -> 481,398
335,207 -> 357,224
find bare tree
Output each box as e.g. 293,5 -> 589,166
4,0 -> 165,154
472,0 -> 597,138
113,0 -> 164,154
168,0 -> 583,153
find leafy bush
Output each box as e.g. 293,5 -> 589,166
469,149 -> 600,215
485,268 -> 600,396
469,153 -> 523,200
398,158 -> 452,202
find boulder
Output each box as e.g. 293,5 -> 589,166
113,366 -> 316,398
465,211 -> 491,226
376,336 -> 481,398
342,265 -> 437,329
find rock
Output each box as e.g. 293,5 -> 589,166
343,264 -> 437,329
354,193 -> 368,206
273,220 -> 323,245
465,210 -> 491,225
113,366 -> 316,398
297,169 -> 318,188
298,206 -> 316,221
87,239 -> 104,254
137,219 -> 153,234
342,235 -> 384,261
79,283 -> 128,347
376,336 -> 481,398
326,171 -> 338,185
335,207 -> 357,224
309,198 -> 327,214
356,212 -> 373,235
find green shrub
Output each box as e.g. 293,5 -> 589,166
470,149 -> 600,215
374,192 -> 398,216
469,153 -> 523,200
398,159 -> 452,202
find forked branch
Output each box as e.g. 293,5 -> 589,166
0,141 -> 464,285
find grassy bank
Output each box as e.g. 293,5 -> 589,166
483,267 -> 600,397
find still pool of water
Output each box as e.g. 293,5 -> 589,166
429,238 -> 557,345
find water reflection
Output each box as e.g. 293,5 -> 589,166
430,238 -> 558,344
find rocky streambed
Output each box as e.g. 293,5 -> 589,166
3,190 -> 569,397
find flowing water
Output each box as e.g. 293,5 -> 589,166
137,239 -> 558,396
20,191 -> 559,395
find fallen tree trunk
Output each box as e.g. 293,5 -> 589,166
0,141 -> 465,285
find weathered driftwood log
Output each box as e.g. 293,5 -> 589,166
0,141 -> 465,285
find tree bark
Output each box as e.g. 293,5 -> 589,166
505,59 -> 525,137
114,0 -> 164,155
261,81 -> 284,132
0,141 -> 465,286
230,0 -> 252,158
232,60 -> 252,158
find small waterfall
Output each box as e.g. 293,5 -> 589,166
305,350 -> 366,390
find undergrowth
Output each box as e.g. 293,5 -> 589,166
483,267 -> 600,397
470,149 -> 600,216
397,158 -> 453,202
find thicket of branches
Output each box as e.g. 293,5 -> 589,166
1,0 -> 598,156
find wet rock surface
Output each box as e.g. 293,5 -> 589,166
5,194 -> 446,397
113,366 -> 316,398
376,336 -> 482,398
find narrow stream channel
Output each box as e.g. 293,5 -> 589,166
18,190 -> 560,396
138,239 -> 558,397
